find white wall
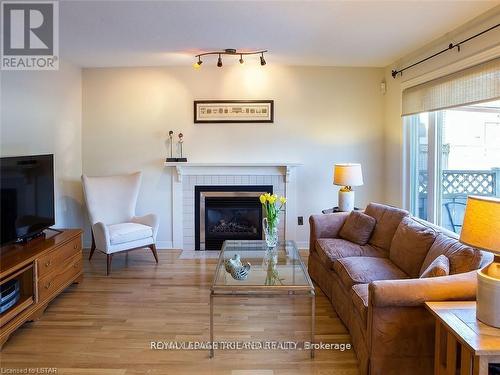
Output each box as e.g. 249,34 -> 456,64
0,62 -> 83,228
82,65 -> 386,247
383,7 -> 500,207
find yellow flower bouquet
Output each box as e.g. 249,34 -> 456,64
259,193 -> 286,247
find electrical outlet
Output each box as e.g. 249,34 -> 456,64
298,216 -> 303,225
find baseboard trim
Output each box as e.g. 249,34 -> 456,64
156,240 -> 174,249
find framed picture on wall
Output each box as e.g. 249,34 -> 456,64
194,100 -> 274,123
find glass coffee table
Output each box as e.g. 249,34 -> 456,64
210,240 -> 315,358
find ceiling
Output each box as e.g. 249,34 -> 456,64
60,1 -> 500,68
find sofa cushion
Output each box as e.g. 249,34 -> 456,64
364,203 -> 409,250
108,222 -> 153,245
389,217 -> 437,278
420,255 -> 450,278
420,233 -> 483,275
315,239 -> 387,270
351,283 -> 369,327
333,257 -> 409,289
339,211 -> 376,245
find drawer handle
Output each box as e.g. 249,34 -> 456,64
45,260 -> 52,267
45,281 -> 52,289
74,263 -> 79,268
74,244 -> 78,249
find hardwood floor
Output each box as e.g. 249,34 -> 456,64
0,248 -> 359,375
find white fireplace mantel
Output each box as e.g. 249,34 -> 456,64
164,162 -> 302,183
164,161 -> 301,249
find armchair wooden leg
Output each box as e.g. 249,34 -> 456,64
149,244 -> 159,263
106,254 -> 113,275
89,231 -> 96,261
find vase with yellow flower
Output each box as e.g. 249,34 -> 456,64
259,193 -> 286,248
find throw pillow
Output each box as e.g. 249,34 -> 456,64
419,233 -> 483,275
420,254 -> 450,278
364,203 -> 409,250
389,217 -> 437,277
339,211 -> 377,246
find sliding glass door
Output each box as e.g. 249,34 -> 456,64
407,100 -> 500,233
407,113 -> 429,221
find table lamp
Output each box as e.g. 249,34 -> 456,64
333,163 -> 363,212
459,196 -> 500,328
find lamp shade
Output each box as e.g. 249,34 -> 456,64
460,196 -> 500,255
333,163 -> 363,187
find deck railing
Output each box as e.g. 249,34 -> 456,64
417,168 -> 499,233
418,168 -> 498,197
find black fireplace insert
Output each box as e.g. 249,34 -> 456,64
195,185 -> 273,250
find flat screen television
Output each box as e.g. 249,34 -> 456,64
0,154 -> 55,245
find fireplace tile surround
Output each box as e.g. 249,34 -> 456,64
185,176 -> 284,250
165,162 -> 300,250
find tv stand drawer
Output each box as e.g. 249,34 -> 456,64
38,238 -> 81,278
38,253 -> 82,303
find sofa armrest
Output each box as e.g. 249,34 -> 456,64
369,271 -> 477,308
367,272 -> 477,372
309,212 -> 349,252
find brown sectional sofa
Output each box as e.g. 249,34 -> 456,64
308,203 -> 492,375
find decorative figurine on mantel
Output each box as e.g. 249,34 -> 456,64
165,131 -> 188,162
177,132 -> 187,162
166,130 -> 177,162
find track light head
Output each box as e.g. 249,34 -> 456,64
260,54 -> 266,66
217,55 -> 223,68
239,55 -> 244,65
193,57 -> 202,69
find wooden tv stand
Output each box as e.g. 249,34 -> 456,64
0,229 -> 83,349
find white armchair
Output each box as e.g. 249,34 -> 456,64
82,172 -> 159,275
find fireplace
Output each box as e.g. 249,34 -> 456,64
195,185 -> 273,250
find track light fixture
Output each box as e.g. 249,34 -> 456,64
193,49 -> 268,68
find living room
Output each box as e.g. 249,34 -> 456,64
1,1 -> 500,374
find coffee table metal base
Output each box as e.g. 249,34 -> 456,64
209,290 -> 315,359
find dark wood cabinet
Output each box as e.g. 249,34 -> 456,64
0,229 -> 83,349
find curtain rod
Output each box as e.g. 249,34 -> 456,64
391,23 -> 500,79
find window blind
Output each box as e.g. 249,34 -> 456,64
402,57 -> 500,116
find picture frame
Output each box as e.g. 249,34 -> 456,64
194,100 -> 274,123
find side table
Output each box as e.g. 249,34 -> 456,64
425,301 -> 500,375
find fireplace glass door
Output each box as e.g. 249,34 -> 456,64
204,197 -> 262,250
